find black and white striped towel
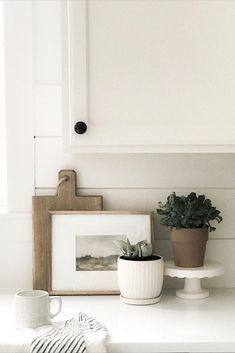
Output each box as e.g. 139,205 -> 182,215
30,313 -> 107,353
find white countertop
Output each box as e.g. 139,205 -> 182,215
0,289 -> 235,353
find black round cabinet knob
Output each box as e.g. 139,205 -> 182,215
74,121 -> 87,134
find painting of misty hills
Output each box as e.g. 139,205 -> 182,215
76,235 -> 126,271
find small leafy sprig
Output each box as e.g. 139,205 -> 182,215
114,238 -> 153,258
157,192 -> 222,232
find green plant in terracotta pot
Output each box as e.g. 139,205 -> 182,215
157,192 -> 222,268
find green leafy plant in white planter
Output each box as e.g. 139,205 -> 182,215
114,239 -> 164,305
157,192 -> 223,268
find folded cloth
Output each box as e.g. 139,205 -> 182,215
30,313 -> 107,353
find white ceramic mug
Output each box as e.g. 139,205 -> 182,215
15,290 -> 62,328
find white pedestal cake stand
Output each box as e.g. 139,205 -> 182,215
165,261 -> 224,299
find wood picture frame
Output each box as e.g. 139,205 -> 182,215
47,211 -> 154,295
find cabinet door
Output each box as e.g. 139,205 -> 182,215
62,0 -> 235,153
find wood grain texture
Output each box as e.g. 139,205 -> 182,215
47,211 -> 154,295
33,170 -> 103,290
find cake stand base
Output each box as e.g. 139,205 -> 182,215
176,278 -> 209,299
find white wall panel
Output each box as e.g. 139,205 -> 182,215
0,214 -> 32,290
35,137 -> 235,189
204,240 -> 235,288
4,0 -> 34,213
33,0 -> 61,84
35,85 -> 62,136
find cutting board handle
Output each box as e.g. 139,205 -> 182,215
57,170 -> 77,200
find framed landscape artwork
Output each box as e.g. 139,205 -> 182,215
48,211 -> 154,295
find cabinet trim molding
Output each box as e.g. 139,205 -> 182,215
62,0 -> 89,149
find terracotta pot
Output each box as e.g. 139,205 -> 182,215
170,228 -> 209,268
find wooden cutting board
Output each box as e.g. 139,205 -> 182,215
33,170 -> 103,290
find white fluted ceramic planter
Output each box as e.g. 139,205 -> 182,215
117,255 -> 164,305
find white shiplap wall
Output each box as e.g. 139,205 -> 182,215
1,1 -> 235,290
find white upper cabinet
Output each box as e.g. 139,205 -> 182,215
62,0 -> 235,153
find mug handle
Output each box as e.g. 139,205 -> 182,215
49,296 -> 62,319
